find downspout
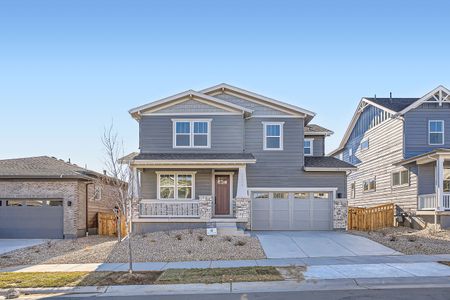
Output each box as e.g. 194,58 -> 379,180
85,182 -> 94,236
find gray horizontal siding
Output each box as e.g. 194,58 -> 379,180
213,93 -> 286,115
404,103 -> 450,158
152,99 -> 229,114
305,135 -> 324,156
417,162 -> 435,195
139,115 -> 244,153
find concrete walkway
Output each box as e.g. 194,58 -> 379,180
1,254 -> 449,275
254,231 -> 400,258
0,239 -> 45,255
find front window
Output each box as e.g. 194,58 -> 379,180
304,139 -> 313,156
444,169 -> 450,193
263,122 -> 284,150
173,120 -> 210,148
158,172 -> 195,200
429,120 -> 444,145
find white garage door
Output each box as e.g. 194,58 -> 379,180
251,191 -> 333,230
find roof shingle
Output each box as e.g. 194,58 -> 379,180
364,97 -> 418,112
304,156 -> 356,169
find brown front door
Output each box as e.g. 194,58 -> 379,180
215,175 -> 230,215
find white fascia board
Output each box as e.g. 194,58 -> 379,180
199,83 -> 316,117
398,85 -> 450,115
304,132 -> 333,136
304,167 -> 357,172
361,98 -> 397,115
248,187 -> 338,192
129,90 -> 253,116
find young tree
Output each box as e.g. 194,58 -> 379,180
102,122 -> 136,273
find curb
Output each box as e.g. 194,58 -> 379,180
1,277 -> 450,297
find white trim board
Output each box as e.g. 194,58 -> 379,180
262,121 -> 284,151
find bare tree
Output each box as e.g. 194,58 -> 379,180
102,121 -> 136,273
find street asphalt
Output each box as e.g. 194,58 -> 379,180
47,287 -> 450,300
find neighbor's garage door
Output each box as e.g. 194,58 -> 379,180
251,191 -> 332,230
0,199 -> 64,239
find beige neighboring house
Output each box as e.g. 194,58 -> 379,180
0,156 -> 120,239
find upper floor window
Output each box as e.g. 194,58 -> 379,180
173,119 -> 211,148
360,138 -> 369,150
304,138 -> 314,156
429,120 -> 444,145
263,122 -> 284,150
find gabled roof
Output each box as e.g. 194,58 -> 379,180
200,83 -> 316,122
0,156 -> 100,180
304,124 -> 334,136
329,85 -> 449,156
129,89 -> 253,119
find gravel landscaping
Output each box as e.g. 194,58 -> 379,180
349,226 -> 450,255
0,229 -> 265,268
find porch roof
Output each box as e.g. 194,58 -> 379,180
304,156 -> 357,171
127,152 -> 256,166
394,148 -> 450,166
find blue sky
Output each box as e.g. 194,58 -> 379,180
1,0 -> 449,172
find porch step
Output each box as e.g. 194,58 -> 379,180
214,222 -> 248,236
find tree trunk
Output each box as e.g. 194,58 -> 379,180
127,228 -> 133,273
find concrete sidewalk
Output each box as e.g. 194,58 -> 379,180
1,253 -> 449,273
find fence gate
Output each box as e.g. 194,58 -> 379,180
348,203 -> 395,231
98,212 -> 127,237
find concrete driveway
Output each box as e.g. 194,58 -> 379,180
0,239 -> 46,255
255,231 -> 401,258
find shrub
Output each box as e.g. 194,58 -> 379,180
188,228 -> 193,235
234,240 -> 246,246
407,236 -> 417,242
223,236 -> 232,242
197,235 -> 204,241
388,235 -> 397,242
175,234 -> 182,241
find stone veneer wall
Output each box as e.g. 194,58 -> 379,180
235,197 -> 250,228
333,198 -> 348,230
0,179 -> 81,238
199,195 -> 213,220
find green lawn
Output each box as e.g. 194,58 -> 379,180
0,267 -> 283,288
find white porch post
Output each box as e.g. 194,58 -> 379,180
236,165 -> 248,198
437,157 -> 444,211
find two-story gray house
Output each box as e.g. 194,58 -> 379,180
331,85 -> 450,229
125,84 -> 355,233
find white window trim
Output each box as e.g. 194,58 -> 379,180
304,138 -> 314,156
428,120 -> 444,145
350,181 -> 356,199
360,138 -> 369,151
391,170 -> 410,188
349,148 -> 353,157
172,119 -> 212,148
262,121 -> 284,151
363,178 -> 376,193
156,171 -> 196,200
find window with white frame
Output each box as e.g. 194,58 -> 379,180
360,138 -> 369,150
157,172 -> 195,200
429,120 -> 444,145
304,138 -> 313,156
173,119 -> 211,148
263,122 -> 284,150
363,178 -> 376,192
348,148 -> 353,157
392,170 -> 409,187
351,182 -> 356,198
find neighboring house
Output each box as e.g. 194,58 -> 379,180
0,156 -> 120,239
124,83 -> 355,232
330,85 -> 450,229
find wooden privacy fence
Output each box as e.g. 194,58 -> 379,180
348,203 -> 395,231
98,212 -> 127,237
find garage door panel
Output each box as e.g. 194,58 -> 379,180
251,191 -> 332,231
0,205 -> 63,239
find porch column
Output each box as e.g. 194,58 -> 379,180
437,157 -> 444,211
128,166 -> 140,199
236,165 -> 248,198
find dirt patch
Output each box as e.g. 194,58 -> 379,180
0,230 -> 265,268
277,265 -> 306,282
156,267 -> 282,284
349,227 -> 450,255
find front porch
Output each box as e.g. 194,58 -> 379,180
128,154 -> 254,225
418,193 -> 450,211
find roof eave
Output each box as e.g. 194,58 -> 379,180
303,167 -> 357,172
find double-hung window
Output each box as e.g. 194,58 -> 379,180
158,172 -> 195,200
263,122 -> 284,150
304,138 -> 314,156
363,178 -> 376,192
173,119 -> 211,148
429,120 -> 444,145
392,170 -> 409,187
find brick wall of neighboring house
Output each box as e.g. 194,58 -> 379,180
0,179 -> 80,238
